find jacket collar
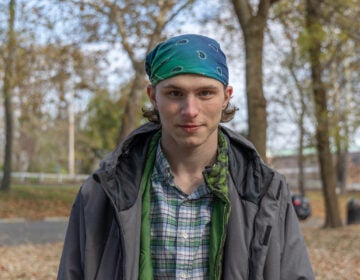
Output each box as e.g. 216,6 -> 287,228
100,123 -> 260,174
98,122 -> 161,175
95,122 -> 270,211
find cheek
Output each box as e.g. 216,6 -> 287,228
207,104 -> 224,122
206,102 -> 224,114
157,100 -> 178,113
156,102 -> 177,121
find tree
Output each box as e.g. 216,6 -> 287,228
321,0 -> 360,193
330,55 -> 352,194
269,0 -> 316,196
230,0 -> 281,160
268,39 -> 314,195
82,89 -> 128,162
1,0 -> 16,191
67,0 -> 197,143
305,0 -> 342,228
270,0 -> 360,199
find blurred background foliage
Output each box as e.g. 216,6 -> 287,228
1,1 -> 360,226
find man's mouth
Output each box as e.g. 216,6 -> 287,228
178,124 -> 201,132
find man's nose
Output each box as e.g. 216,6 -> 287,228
181,95 -> 200,118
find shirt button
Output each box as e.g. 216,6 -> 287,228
182,231 -> 189,239
180,272 -> 187,278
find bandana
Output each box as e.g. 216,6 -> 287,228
145,34 -> 229,86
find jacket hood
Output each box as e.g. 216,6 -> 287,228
96,123 -> 161,174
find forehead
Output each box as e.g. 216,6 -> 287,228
156,74 -> 224,90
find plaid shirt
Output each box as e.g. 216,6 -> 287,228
150,144 -> 215,279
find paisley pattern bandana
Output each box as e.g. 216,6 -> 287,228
145,34 -> 229,86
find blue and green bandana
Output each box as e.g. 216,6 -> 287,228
145,34 -> 229,86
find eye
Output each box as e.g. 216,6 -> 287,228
199,91 -> 213,98
168,90 -> 182,97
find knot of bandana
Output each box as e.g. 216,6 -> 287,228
145,34 -> 229,86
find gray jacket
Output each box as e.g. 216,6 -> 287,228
58,123 -> 314,279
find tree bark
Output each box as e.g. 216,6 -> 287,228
244,22 -> 267,160
305,0 -> 342,228
1,0 -> 16,192
296,72 -> 307,197
336,147 -> 348,194
117,65 -> 147,141
231,0 -> 281,161
298,115 -> 306,196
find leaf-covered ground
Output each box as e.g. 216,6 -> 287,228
302,222 -> 360,279
0,188 -> 359,279
1,223 -> 359,279
0,243 -> 62,279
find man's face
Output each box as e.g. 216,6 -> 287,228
147,74 -> 232,150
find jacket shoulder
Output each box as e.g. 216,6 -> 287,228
221,126 -> 289,204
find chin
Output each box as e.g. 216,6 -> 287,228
177,137 -> 206,148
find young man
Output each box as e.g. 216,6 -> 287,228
58,34 -> 314,279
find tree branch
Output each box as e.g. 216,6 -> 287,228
231,0 -> 252,27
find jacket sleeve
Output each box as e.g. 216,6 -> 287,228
57,188 -> 86,280
279,183 -> 315,280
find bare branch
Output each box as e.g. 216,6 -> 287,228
231,0 -> 252,27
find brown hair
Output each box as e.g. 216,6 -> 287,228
142,102 -> 238,123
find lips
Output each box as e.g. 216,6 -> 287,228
178,124 -> 201,132
180,124 -> 199,128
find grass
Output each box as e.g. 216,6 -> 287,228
0,184 -> 79,220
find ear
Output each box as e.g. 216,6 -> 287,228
223,85 -> 233,108
146,84 -> 157,107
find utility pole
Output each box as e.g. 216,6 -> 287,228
68,93 -> 75,176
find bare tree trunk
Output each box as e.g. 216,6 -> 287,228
1,0 -> 16,192
280,19 -> 309,196
335,58 -> 352,194
297,75 -> 309,196
117,65 -> 147,142
306,0 -> 342,228
298,115 -> 306,196
244,25 -> 267,160
336,146 -> 348,194
231,0 -> 281,161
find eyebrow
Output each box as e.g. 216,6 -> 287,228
162,84 -> 219,90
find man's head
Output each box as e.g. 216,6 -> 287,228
143,34 -> 237,124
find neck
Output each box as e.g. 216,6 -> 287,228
163,144 -> 217,172
160,136 -> 218,194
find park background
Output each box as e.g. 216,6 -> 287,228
1,0 -> 360,279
